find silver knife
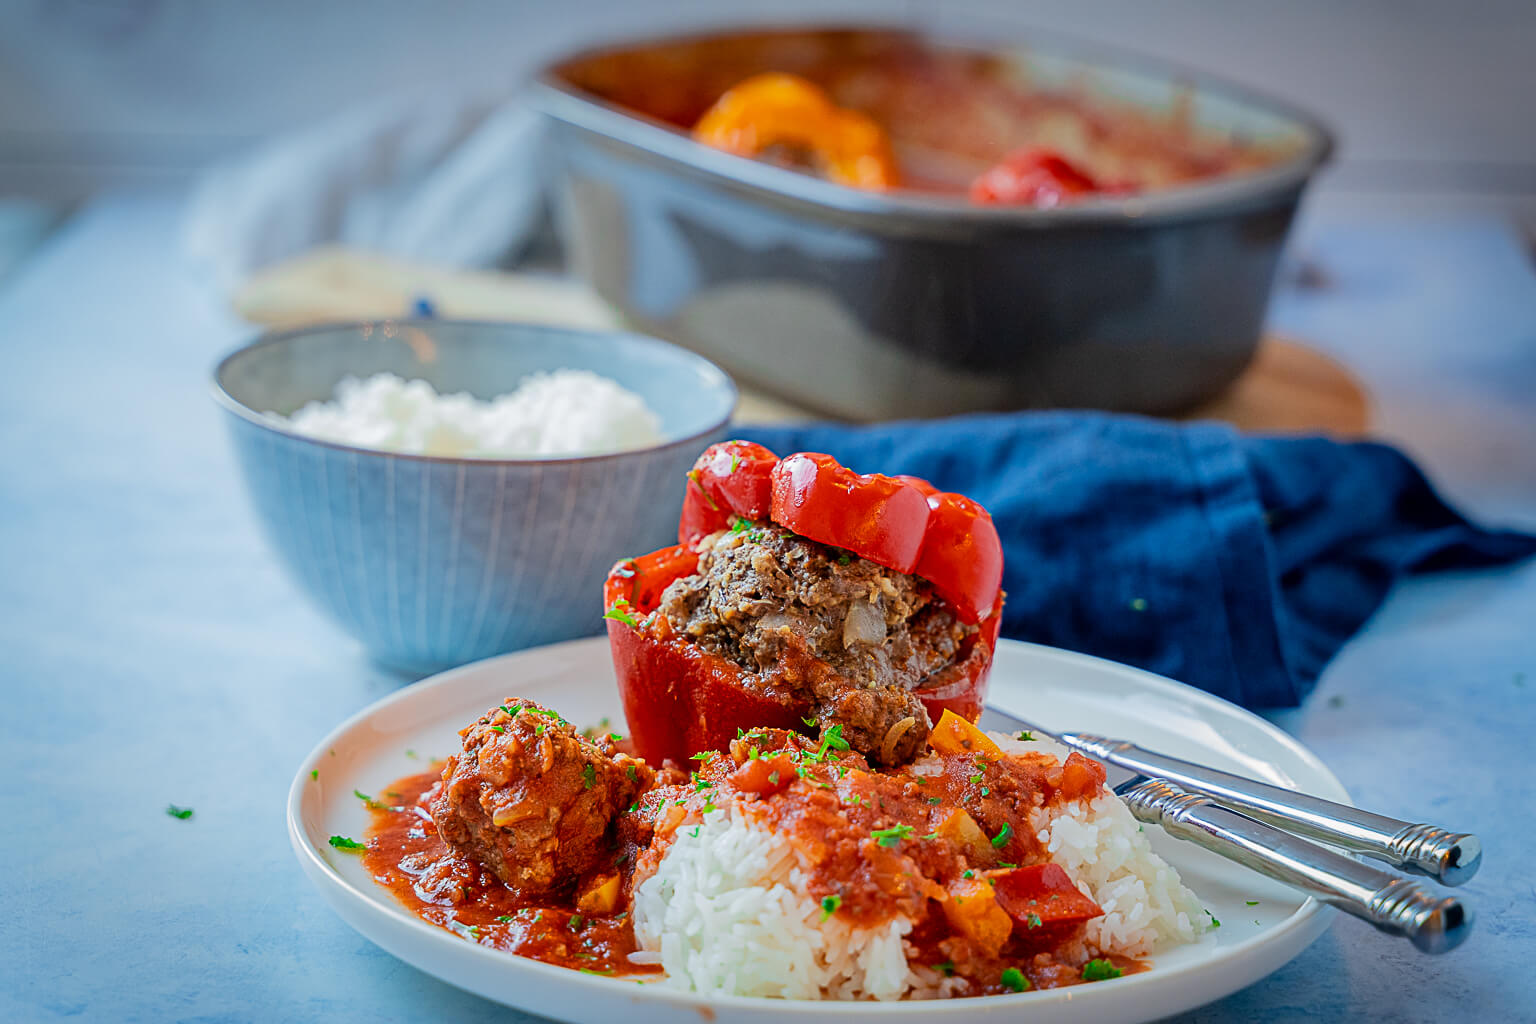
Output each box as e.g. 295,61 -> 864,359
979,709 -> 1473,954
982,709 -> 1480,885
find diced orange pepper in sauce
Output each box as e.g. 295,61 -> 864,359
931,807 -> 995,865
941,876 -> 1013,956
929,709 -> 1002,758
576,872 -> 622,915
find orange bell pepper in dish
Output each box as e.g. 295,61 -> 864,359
692,72 -> 900,190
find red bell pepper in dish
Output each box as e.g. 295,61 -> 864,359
969,148 -> 1105,207
606,444 -> 1006,765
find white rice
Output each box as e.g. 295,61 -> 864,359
631,807 -> 925,1001
271,370 -> 662,457
632,732 -> 1209,1000
1000,734 -> 1209,957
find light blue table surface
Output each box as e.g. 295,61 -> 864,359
4,192 -> 1534,1023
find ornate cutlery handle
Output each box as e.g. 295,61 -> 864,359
1074,733 -> 1480,885
1118,776 -> 1472,954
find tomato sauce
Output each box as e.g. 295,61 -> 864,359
361,735 -> 1147,994
361,767 -> 657,978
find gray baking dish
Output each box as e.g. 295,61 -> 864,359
533,26 -> 1333,420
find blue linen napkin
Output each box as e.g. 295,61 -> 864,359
740,413 -> 1536,709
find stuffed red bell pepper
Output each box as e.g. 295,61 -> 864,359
605,442 -> 1004,767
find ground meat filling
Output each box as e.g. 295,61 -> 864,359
658,526 -> 977,763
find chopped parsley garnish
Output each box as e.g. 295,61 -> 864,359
495,915 -> 516,923
961,869 -> 975,879
328,835 -> 365,851
686,470 -> 719,509
689,752 -> 711,761
582,763 -> 596,790
354,789 -> 387,810
579,968 -> 614,976
927,796 -> 942,805
500,704 -> 521,717
730,517 -> 751,535
490,725 -> 505,734
626,802 -> 638,813
1000,967 -> 1029,992
535,724 -> 546,736
871,824 -> 914,847
625,765 -> 638,781
934,960 -> 955,977
603,598 -> 640,629
688,826 -> 701,838
997,861 -> 1017,869
608,732 -> 624,742
702,801 -> 718,814
821,723 -> 850,752
802,716 -> 818,727
1246,900 -> 1260,906
569,914 -> 585,930
165,804 -> 194,820
820,894 -> 842,921
310,769 -> 318,781
1081,958 -> 1123,982
980,787 -> 991,797
1025,913 -> 1043,930
1016,730 -> 1035,741
990,822 -> 1013,848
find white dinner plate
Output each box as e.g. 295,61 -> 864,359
288,637 -> 1342,1023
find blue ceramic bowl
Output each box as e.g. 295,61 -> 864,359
213,320 -> 736,674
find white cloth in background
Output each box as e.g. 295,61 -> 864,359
181,87 -> 546,294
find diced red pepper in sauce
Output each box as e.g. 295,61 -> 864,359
991,862 -> 1105,951
1053,752 -> 1109,803
729,752 -> 797,796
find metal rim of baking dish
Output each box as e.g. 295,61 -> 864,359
531,21 -> 1336,230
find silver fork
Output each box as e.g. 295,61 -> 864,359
980,708 -> 1475,954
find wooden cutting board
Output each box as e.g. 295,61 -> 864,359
234,248 -> 1370,437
